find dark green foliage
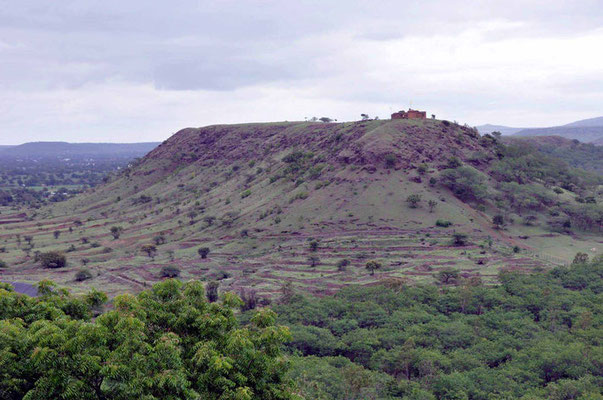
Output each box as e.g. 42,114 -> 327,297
452,232 -> 468,246
197,246 -> 210,259
365,260 -> 382,276
308,239 -> 319,252
437,268 -> 460,284
110,225 -> 123,239
39,251 -> 67,268
160,265 -> 181,278
492,214 -> 505,228
441,166 -> 488,201
273,258 -> 603,399
75,268 -> 93,281
0,259 -> 7,269
435,219 -> 452,227
206,281 -> 219,302
0,280 -> 294,399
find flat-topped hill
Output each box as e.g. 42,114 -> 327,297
0,119 -> 600,297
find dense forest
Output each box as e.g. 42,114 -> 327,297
271,256 -> 603,399
1,256 -> 600,399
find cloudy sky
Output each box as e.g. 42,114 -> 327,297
1,0 -> 602,144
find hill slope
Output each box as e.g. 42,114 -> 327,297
512,116 -> 603,144
0,120 -> 600,297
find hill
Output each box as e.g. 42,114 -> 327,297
0,120 -> 601,298
0,141 -> 160,158
512,116 -> 603,144
476,124 -> 524,135
502,135 -> 603,174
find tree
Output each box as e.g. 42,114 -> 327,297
492,214 -> 505,229
319,117 -> 333,123
53,230 -> 61,239
141,244 -> 157,260
39,251 -> 67,268
437,268 -> 459,284
440,166 -> 488,201
110,226 -> 123,239
452,233 -> 468,246
365,260 -> 382,276
361,113 -> 370,120
0,280 -> 294,399
206,281 -> 219,302
308,240 -> 319,252
406,194 -> 422,208
160,265 -> 180,278
198,247 -> 210,259
428,200 -> 437,213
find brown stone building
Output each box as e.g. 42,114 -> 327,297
391,108 -> 427,120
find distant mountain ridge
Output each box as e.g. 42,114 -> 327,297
477,116 -> 603,144
0,141 -> 160,158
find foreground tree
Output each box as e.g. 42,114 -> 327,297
0,280 -> 296,399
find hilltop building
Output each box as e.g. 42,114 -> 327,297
391,108 -> 427,120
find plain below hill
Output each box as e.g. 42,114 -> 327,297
0,141 -> 160,158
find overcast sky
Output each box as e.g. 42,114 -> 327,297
1,0 -> 602,144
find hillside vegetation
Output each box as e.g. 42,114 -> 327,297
0,119 -> 601,298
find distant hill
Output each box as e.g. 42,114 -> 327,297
513,116 -> 603,144
476,124 -> 525,136
0,141 -> 160,158
564,116 -> 603,127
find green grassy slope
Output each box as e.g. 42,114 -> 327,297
0,120 -> 600,297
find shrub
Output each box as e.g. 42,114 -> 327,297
153,235 -> 166,245
0,260 -> 7,269
492,215 -> 505,228
110,226 -> 123,239
417,163 -> 429,175
198,247 -> 210,259
337,259 -> 350,271
429,177 -> 437,186
240,288 -> 258,311
452,233 -> 468,246
513,246 -> 521,253
141,244 -> 157,259
384,154 -> 396,168
436,219 -> 453,227
308,240 -> 319,252
206,281 -> 219,302
428,200 -> 437,213
160,266 -> 181,278
39,251 -> 67,269
572,252 -> 589,265
75,269 -> 93,282
241,189 -> 252,199
406,194 -> 422,208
